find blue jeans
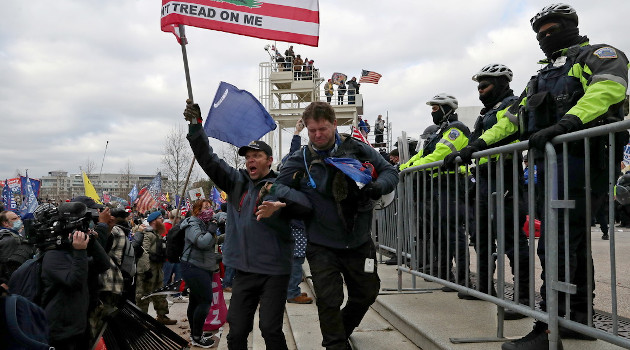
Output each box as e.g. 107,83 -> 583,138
286,256 -> 304,299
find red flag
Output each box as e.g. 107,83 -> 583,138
359,70 -> 382,84
164,23 -> 188,44
160,0 -> 320,47
351,126 -> 371,146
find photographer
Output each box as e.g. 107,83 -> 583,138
133,211 -> 176,325
41,229 -> 91,349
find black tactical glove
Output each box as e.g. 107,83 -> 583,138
183,99 -> 202,124
442,152 -> 461,169
143,270 -> 153,280
529,115 -> 582,151
362,181 -> 383,200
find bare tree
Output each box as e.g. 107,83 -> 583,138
81,158 -> 96,176
220,144 -> 246,170
117,160 -> 134,198
162,124 -> 195,197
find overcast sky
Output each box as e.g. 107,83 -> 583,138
1,0 -> 629,181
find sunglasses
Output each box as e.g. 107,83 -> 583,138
477,81 -> 492,91
536,24 -> 562,41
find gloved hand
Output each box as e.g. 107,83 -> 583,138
183,99 -> 202,124
442,152 -> 461,169
143,270 -> 153,280
529,115 -> 582,151
362,181 -> 383,200
399,162 -> 409,171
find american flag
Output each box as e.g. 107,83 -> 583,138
181,197 -> 191,217
135,173 -> 162,213
359,70 -> 382,84
351,126 -> 371,146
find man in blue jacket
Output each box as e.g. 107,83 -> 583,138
184,100 -> 311,350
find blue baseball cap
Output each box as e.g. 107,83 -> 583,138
147,211 -> 163,223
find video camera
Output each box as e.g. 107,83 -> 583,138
25,202 -> 94,248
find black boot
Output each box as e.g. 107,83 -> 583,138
501,322 -> 563,350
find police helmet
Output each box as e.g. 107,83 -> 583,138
530,3 -> 578,32
617,185 -> 630,206
426,93 -> 458,110
420,125 -> 440,140
472,63 -> 513,82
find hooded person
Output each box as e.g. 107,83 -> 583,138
501,4 -> 629,350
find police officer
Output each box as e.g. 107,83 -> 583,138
443,64 -> 531,319
408,94 -> 471,287
502,4 -> 629,350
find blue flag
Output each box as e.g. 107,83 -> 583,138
324,158 -> 373,189
20,176 -> 41,198
203,82 -> 277,147
19,173 -> 38,219
211,187 -> 225,205
2,180 -> 18,212
128,184 -> 139,204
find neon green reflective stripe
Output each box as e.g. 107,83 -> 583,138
480,106 -> 519,147
566,79 -> 627,124
413,128 -> 468,167
439,138 -> 457,153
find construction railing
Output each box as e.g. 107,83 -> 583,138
379,119 -> 630,349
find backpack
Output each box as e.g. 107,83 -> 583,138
165,223 -> 184,263
8,253 -> 45,306
111,231 -> 136,278
0,294 -> 50,350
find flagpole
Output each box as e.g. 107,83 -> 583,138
176,24 -> 196,219
98,140 -> 109,195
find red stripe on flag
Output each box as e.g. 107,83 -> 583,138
163,14 -> 318,46
161,0 -> 319,23
351,126 -> 371,146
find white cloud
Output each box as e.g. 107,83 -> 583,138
1,0 -> 629,182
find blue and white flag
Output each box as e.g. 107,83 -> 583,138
204,82 -> 277,147
2,180 -> 18,212
19,173 -> 38,219
324,158 -> 373,189
20,176 -> 41,198
128,184 -> 139,204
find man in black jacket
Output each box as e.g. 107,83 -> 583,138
41,230 -> 91,350
266,102 -> 398,349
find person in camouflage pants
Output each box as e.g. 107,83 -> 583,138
133,211 -> 176,325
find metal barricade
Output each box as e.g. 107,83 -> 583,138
387,119 -> 630,349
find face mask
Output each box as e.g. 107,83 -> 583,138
431,109 -> 445,125
198,208 -> 215,223
538,26 -> 580,58
12,219 -> 23,231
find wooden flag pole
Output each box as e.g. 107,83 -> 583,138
176,24 -> 196,220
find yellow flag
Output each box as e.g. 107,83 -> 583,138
82,172 -> 103,204
165,192 -> 170,203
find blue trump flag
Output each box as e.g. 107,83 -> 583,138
2,180 -> 18,212
324,158 -> 373,189
128,184 -> 139,204
20,176 -> 41,198
203,82 -> 277,147
19,174 -> 38,219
